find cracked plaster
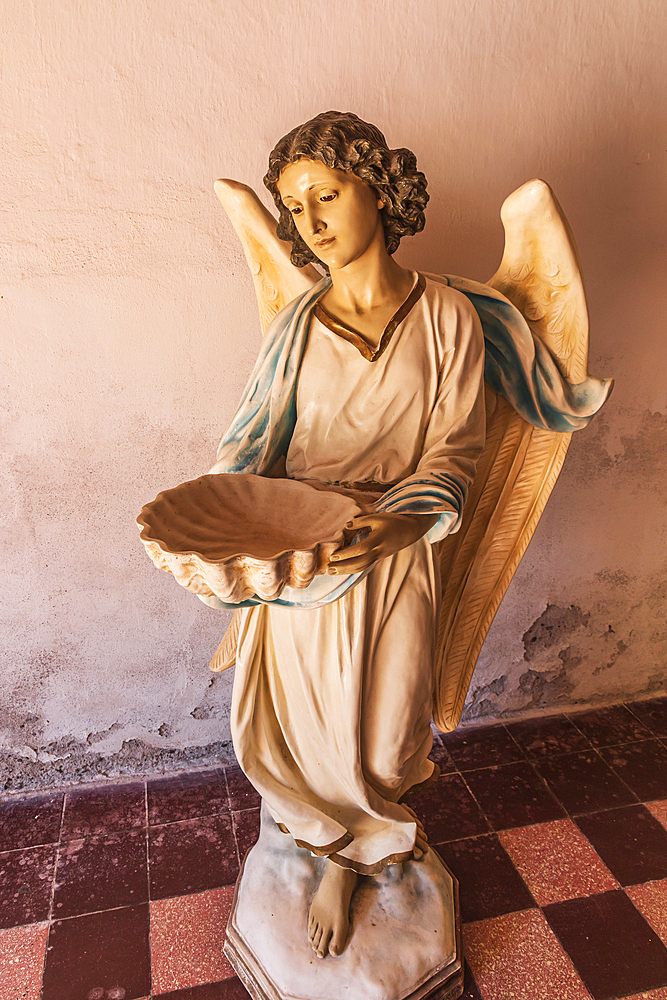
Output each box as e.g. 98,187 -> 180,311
2,0 -> 667,789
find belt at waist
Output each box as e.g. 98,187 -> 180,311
332,480 -> 396,494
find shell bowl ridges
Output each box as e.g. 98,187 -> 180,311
137,473 -> 361,604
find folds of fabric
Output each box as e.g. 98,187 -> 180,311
212,273 -> 612,483
439,274 -> 613,432
231,537 -> 440,875
210,272 -> 609,872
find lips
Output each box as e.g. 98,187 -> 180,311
315,237 -> 335,249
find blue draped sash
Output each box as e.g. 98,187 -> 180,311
206,274 -> 611,608
212,274 -> 612,477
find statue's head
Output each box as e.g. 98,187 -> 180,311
264,111 -> 428,269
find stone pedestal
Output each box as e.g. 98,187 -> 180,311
224,803 -> 463,1000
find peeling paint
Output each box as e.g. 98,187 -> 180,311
190,676 -> 226,721
593,639 -> 629,676
461,676 -> 508,722
522,605 -> 590,662
565,410 -> 667,494
87,723 -> 124,745
3,2 -> 667,781
517,663 -> 575,709
0,736 -> 234,795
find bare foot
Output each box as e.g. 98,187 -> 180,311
308,860 -> 359,958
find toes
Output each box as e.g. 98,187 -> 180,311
330,928 -> 346,957
311,923 -> 322,953
317,928 -> 333,958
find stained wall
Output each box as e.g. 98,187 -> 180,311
1,0 -> 666,788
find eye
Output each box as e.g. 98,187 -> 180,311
288,205 -> 303,216
319,191 -> 337,203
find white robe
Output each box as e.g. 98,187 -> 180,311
231,275 -> 486,874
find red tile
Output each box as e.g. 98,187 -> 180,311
544,890 -> 667,999
149,815 -> 238,900
224,767 -> 260,812
499,818 -> 618,905
42,903 -> 151,1000
600,740 -> 667,802
0,845 -> 56,929
154,981 -> 250,999
648,800 -> 667,830
569,704 -> 652,748
435,835 -> 535,923
627,881 -> 667,946
462,761 -> 565,830
575,805 -> 667,886
61,782 -> 146,839
0,793 -> 63,852
460,961 -> 484,1000
464,909 -> 590,1000
440,725 -> 523,771
628,697 -> 667,737
53,829 -> 148,918
504,715 -> 591,759
148,771 -> 228,826
409,773 -> 490,844
0,921 -> 49,1000
150,888 -> 235,993
428,739 -> 457,773
625,989 -> 667,999
232,809 -> 260,863
535,749 -> 637,815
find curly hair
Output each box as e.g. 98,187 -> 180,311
263,111 -> 429,269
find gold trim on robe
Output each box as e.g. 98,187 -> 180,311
314,273 -> 427,363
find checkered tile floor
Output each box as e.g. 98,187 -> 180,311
1,697 -> 667,1000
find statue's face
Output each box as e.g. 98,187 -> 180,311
277,159 -> 385,271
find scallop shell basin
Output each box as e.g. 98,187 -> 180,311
137,474 -> 362,604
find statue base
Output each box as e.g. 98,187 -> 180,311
224,802 -> 464,1000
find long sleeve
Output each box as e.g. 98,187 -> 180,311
375,293 -> 486,542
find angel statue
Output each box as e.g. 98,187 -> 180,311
138,110 -> 611,999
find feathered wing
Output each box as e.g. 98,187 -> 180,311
213,179 -> 319,334
432,179 -> 591,731
210,176 -> 600,727
209,181 -> 319,672
209,608 -> 241,673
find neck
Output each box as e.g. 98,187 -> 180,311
327,227 -> 413,315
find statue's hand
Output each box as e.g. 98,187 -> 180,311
327,512 -> 439,575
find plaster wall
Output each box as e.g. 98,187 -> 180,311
1,0 -> 666,789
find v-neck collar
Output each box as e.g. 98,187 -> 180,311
313,273 -> 426,363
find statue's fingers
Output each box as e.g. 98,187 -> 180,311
330,540 -> 365,560
328,553 -> 377,575
329,536 -> 377,563
344,513 -> 379,529
329,541 -> 380,565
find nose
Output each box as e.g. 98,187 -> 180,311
304,204 -> 325,236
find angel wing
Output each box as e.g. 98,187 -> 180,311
433,179 -> 594,730
208,177 -> 601,735
208,180 -> 318,673
213,179 -> 320,334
